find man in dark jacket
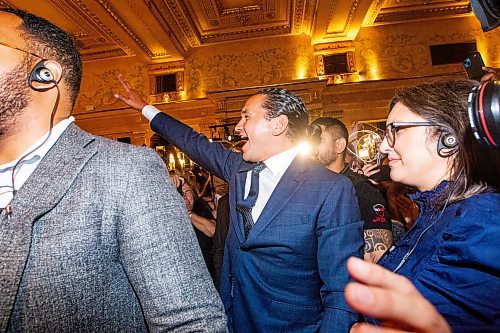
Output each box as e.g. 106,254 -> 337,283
311,117 -> 392,262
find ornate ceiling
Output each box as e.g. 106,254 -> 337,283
1,0 -> 472,62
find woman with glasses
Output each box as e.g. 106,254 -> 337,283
364,80 -> 499,331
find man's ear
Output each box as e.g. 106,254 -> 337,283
43,60 -> 63,84
336,137 -> 347,154
272,114 -> 289,136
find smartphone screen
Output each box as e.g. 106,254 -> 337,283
463,52 -> 486,81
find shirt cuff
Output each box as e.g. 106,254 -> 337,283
142,105 -> 161,122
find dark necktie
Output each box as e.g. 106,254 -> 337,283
236,162 -> 266,239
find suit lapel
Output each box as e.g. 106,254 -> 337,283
245,156 -> 309,243
11,124 -> 97,223
0,124 -> 96,327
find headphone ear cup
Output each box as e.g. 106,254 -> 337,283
438,132 -> 458,157
29,60 -> 54,90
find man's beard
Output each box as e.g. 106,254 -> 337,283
317,147 -> 338,167
0,56 -> 31,138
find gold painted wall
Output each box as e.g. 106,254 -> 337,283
185,34 -> 316,98
352,16 -> 499,82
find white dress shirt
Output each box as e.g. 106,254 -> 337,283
245,147 -> 299,223
0,117 -> 75,209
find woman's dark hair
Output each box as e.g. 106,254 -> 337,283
390,80 -> 499,206
258,88 -> 309,142
1,8 -> 82,108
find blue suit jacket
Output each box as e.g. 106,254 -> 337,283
151,112 -> 364,332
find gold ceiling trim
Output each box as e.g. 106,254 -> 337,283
199,24 -> 291,43
374,5 -> 472,24
325,0 -> 362,37
221,5 -> 262,16
68,0 -> 135,57
292,0 -> 306,34
149,0 -> 200,50
0,1 -> 14,8
202,0 -> 218,20
95,0 -> 171,60
300,0 -> 316,36
215,0 -> 264,16
362,0 -> 386,27
82,48 -> 128,61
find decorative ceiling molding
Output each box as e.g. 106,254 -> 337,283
94,0 -> 171,59
64,0 -> 135,57
362,0 -> 386,26
374,4 -> 472,24
149,0 -> 200,50
0,0 -> 14,8
325,0 -> 362,37
292,0 -> 307,34
82,48 -> 128,61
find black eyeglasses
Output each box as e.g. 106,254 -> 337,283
384,122 -> 437,147
0,40 -> 42,59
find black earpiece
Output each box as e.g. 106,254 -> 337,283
437,131 -> 459,157
29,59 -> 54,91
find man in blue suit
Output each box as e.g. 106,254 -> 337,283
116,75 -> 364,332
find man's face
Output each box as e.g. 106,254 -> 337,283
316,125 -> 339,167
0,12 -> 31,138
181,182 -> 195,212
235,94 -> 278,162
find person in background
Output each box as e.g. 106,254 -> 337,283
212,140 -> 245,291
116,78 -> 364,332
376,80 -> 499,330
179,178 -> 217,280
310,117 -> 392,263
0,8 -> 226,331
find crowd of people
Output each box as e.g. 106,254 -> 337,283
1,7 -> 498,333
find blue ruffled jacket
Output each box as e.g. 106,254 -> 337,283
378,182 -> 500,332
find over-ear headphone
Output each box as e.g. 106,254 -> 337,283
437,130 -> 459,157
468,80 -> 499,148
29,59 -> 55,91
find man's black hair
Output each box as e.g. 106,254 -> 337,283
311,116 -> 349,141
258,88 -> 309,141
1,8 -> 82,107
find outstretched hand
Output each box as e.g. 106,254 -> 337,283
114,74 -> 148,110
345,257 -> 451,333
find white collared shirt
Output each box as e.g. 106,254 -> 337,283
246,146 -> 300,222
0,117 -> 75,209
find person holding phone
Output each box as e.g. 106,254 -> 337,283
481,66 -> 498,82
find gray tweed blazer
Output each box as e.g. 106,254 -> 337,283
0,124 -> 227,332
